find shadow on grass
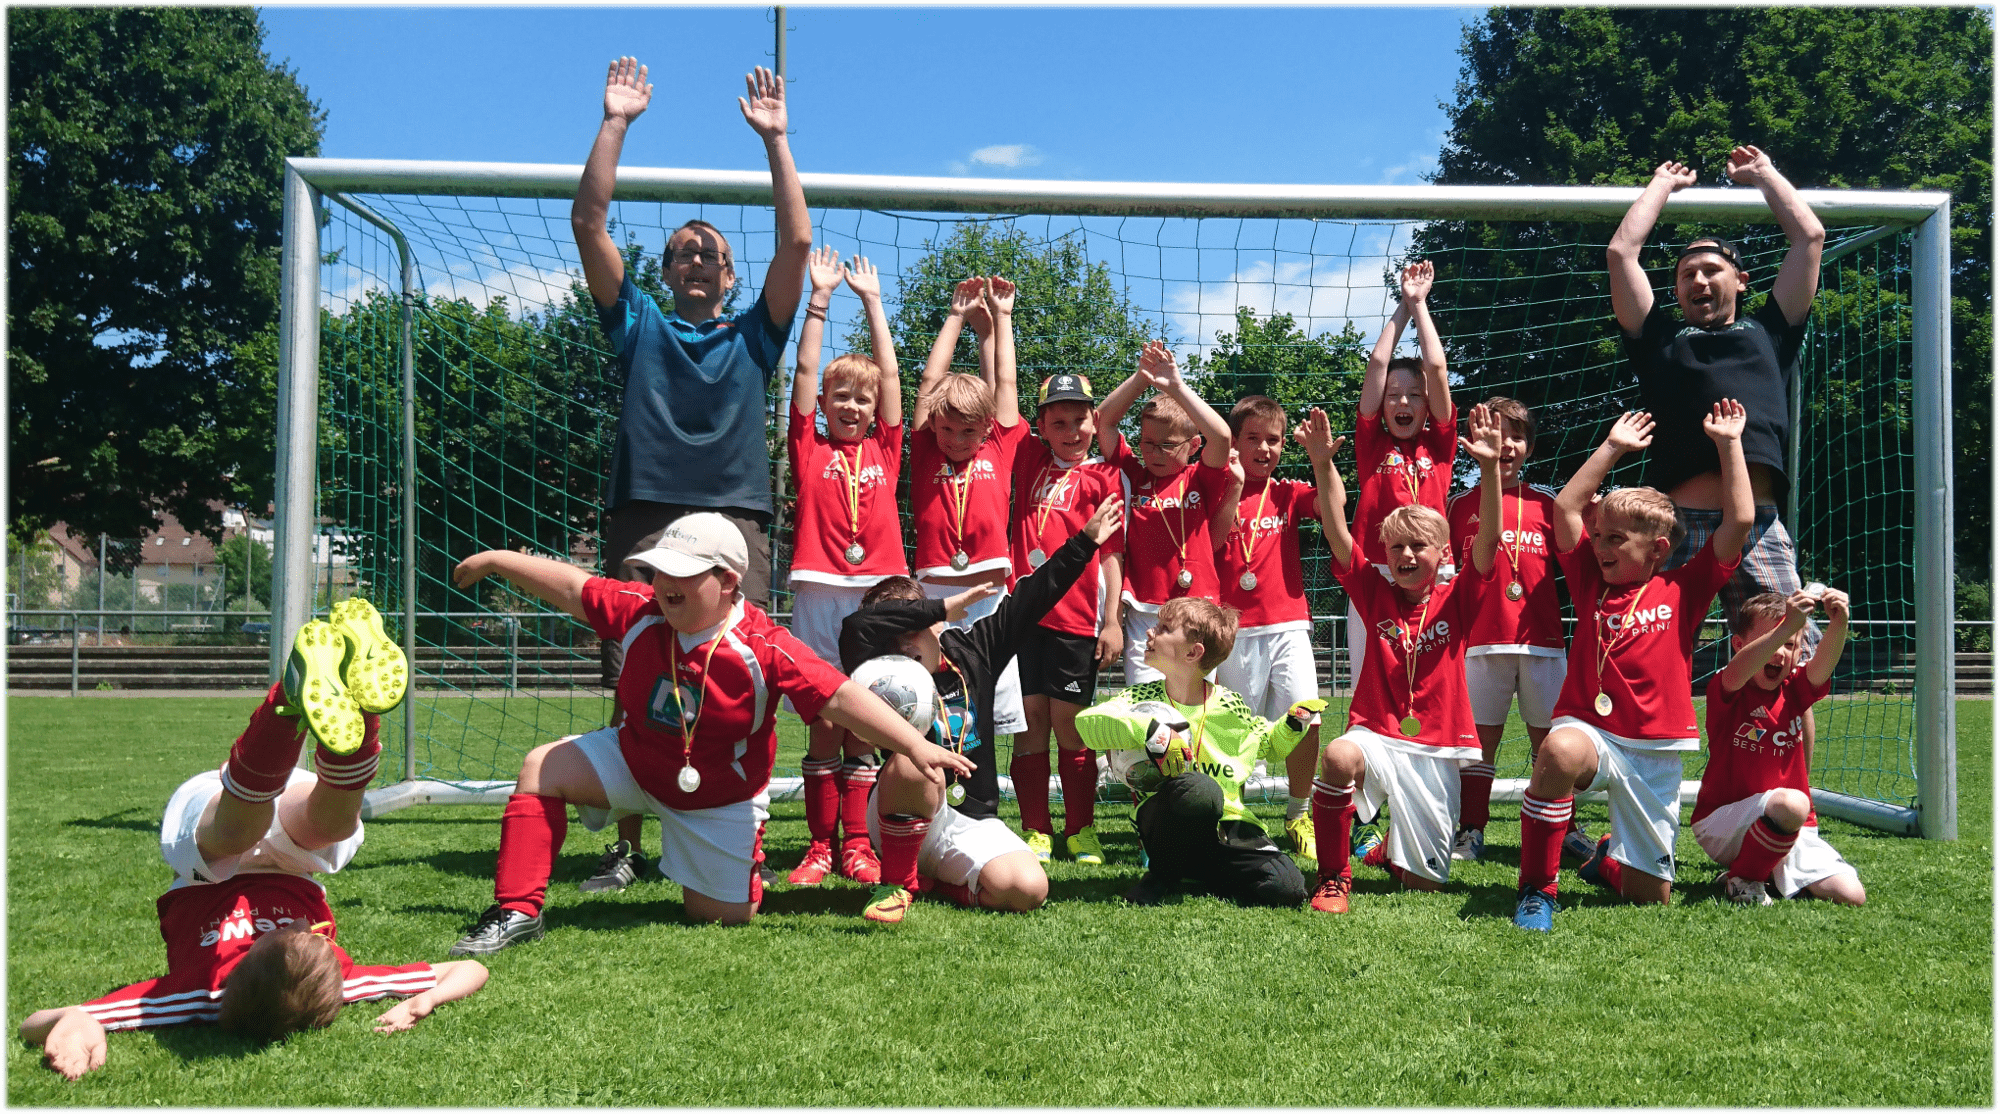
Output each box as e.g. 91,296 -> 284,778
62,808 -> 157,834
149,1025 -> 264,1068
343,849 -> 498,879
1044,876 -> 1140,904
1455,882 -> 1529,922
757,887 -> 872,917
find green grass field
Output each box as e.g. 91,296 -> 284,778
8,696 -> 1991,1105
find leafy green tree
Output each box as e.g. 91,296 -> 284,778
1185,307 -> 1368,438
213,533 -> 274,611
8,8 -> 323,546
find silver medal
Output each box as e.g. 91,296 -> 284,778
950,551 -> 970,572
1176,568 -> 1193,589
1594,692 -> 1615,717
677,764 -> 702,793
948,782 -> 966,805
1506,580 -> 1525,601
844,543 -> 865,566
1028,548 -> 1046,568
1239,572 -> 1258,592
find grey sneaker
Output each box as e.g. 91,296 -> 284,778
1451,826 -> 1485,862
449,904 -> 545,955
1560,824 -> 1597,863
579,840 -> 644,894
1723,874 -> 1775,907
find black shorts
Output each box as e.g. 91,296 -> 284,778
1016,625 -> 1099,705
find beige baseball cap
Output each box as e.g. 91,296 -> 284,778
625,513 -> 748,579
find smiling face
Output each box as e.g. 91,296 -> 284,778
1674,247 -> 1746,329
1496,417 -> 1531,485
1037,401 -> 1096,462
1589,511 -> 1671,586
650,566 -> 740,632
1383,533 -> 1444,599
1382,365 -> 1427,440
1734,615 -> 1805,691
929,412 -> 990,464
664,224 -> 737,315
1233,413 -> 1287,480
819,375 -> 879,444
1137,415 -> 1197,479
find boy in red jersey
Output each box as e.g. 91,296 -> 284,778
1298,405 -> 1503,913
1348,260 -> 1456,687
446,513 -> 974,953
1691,589 -> 1864,906
784,247 -> 908,887
21,607 -> 488,1080
1511,402 -> 1753,932
1009,372 -> 1126,864
1095,340 -> 1234,687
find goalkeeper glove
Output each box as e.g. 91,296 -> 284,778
1285,697 -> 1328,733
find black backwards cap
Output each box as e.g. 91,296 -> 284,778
1677,237 -> 1747,272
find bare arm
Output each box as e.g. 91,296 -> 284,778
1718,592 -> 1814,695
845,256 -> 901,428
1136,341 -> 1231,468
1095,368 -> 1149,441
822,682 -> 978,780
1729,146 -> 1824,326
452,551 -> 591,621
1805,588 -> 1851,688
1360,301 -> 1411,418
1705,398 -> 1755,557
792,245 -> 842,419
1607,161 -> 1697,336
1096,551 -> 1125,667
1210,448 -> 1244,549
1554,412 -> 1655,553
1296,408 -> 1353,568
573,57 -> 653,307
987,277 -> 1021,427
913,277 -> 983,430
373,960 -> 491,1034
738,67 -> 812,324
1401,262 -> 1452,423
1458,403 -> 1502,575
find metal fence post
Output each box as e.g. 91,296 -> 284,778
70,613 -> 80,696
1912,201 -> 1957,841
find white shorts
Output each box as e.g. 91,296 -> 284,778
1692,792 -> 1859,898
1344,726 -> 1465,885
1465,651 -> 1567,728
1122,606 -> 1163,686
1215,625 -> 1318,722
920,579 -> 1025,735
785,580 -> 873,716
161,768 -> 363,889
567,727 -> 770,904
1553,716 -> 1684,881
866,785 -> 1029,896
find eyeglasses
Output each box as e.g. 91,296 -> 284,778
669,249 -> 732,268
1139,438 -> 1191,455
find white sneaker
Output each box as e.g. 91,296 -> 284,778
1723,874 -> 1774,906
1451,827 -> 1484,862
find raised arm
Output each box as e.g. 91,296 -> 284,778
913,277 -> 986,431
1360,301 -> 1412,418
738,67 -> 812,323
1804,587 -> 1851,688
1296,408 -> 1353,568
987,276 -> 1021,427
1704,398 -> 1754,557
1458,403 -> 1503,574
1718,591 -> 1814,695
1554,411 -> 1654,553
572,57 -> 652,307
792,245 -> 842,418
845,255 -> 901,428
1729,145 -> 1824,326
1607,160 -> 1697,336
1401,262 -> 1452,423
1095,366 -> 1150,441
373,960 -> 491,1034
1210,448 -> 1244,548
1137,340 -> 1231,468
452,551 -> 592,621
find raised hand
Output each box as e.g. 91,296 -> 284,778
843,254 -> 882,302
737,66 -> 788,141
1702,398 -> 1747,443
1400,259 -> 1435,305
950,276 -> 990,332
1225,447 -> 1246,487
1784,589 -> 1819,627
1083,496 -> 1125,544
1819,587 -> 1851,623
942,582 -> 1000,620
1136,339 -> 1181,389
1293,407 -> 1343,464
985,275 -> 1018,316
1726,145 -> 1774,186
1606,410 -> 1657,454
806,244 -> 843,294
1458,402 -> 1502,468
452,553 -> 498,590
603,56 -> 652,123
1652,160 -> 1698,192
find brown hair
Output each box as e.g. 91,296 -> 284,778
1378,505 -> 1450,551
820,354 -> 880,400
1157,597 -> 1238,673
921,373 -> 995,428
1483,395 -> 1537,452
1138,395 -> 1196,439
861,576 -> 925,607
1385,356 -> 1424,381
1597,487 -> 1680,546
1227,395 -> 1286,437
215,922 -> 345,1044
668,220 -> 734,268
1731,592 -> 1793,638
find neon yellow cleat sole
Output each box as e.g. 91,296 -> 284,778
284,620 -> 366,754
329,597 -> 408,714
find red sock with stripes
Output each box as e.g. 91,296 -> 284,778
1518,792 -> 1572,898
494,793 -> 567,918
1310,779 -> 1355,883
837,757 -> 880,853
1728,816 -> 1799,883
876,812 -> 929,891
312,715 -> 383,791
221,683 -> 307,805
1459,762 -> 1496,830
801,755 -> 839,843
1057,747 -> 1097,836
1012,750 -> 1052,835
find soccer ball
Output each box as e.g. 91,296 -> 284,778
850,654 -> 936,737
1104,700 -> 1193,791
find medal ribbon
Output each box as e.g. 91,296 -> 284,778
667,622 -> 732,776
1502,486 -> 1527,585
1031,461 -> 1073,552
838,443 -> 867,553
1152,470 -> 1195,575
941,459 -> 974,555
934,655 -> 973,754
1168,682 -> 1214,761
1400,591 -> 1438,727
1594,581 -> 1652,701
1235,479 -> 1272,572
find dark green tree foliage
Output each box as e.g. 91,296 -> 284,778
8,8 -> 324,545
1186,306 -> 1367,444
213,534 -> 274,611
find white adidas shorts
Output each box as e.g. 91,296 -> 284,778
1122,606 -> 1163,686
1465,652 -> 1567,728
785,580 -> 873,716
1692,791 -> 1859,898
568,727 -> 769,904
1554,716 -> 1685,881
866,786 -> 1029,896
162,768 -> 363,888
1216,625 -> 1319,722
920,579 -> 1025,735
1345,726 -> 1464,886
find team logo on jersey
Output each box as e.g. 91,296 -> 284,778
198,908 -> 303,949
1031,473 -> 1081,512
1146,488 -> 1203,511
932,458 -> 996,481
1733,723 -> 1769,744
1603,602 -> 1675,636
823,457 -> 889,489
647,674 -> 701,735
1499,528 -> 1548,550
1750,705 -> 1772,721
1377,617 -> 1451,655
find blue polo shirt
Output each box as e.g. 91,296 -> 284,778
596,276 -> 794,515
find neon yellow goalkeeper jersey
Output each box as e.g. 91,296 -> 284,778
1075,681 -> 1308,832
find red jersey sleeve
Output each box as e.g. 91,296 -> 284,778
80,975 -> 207,1031
1101,427 -> 1141,481
340,960 -> 439,1005
1092,466 -> 1127,554
786,405 -> 814,487
1327,547 -> 1369,595
990,418 -> 1029,468
1671,538 -> 1742,619
760,622 -> 851,724
580,576 -> 661,645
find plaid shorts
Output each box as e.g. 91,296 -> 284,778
1667,504 -> 1820,651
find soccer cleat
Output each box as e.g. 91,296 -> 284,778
1024,829 -> 1053,863
283,619 -> 366,754
578,840 -> 644,894
1560,823 -> 1598,864
1284,813 -> 1318,860
1351,818 -> 1381,858
328,596 -> 409,714
840,842 -> 882,885
862,885 -> 914,924
1724,874 -> 1775,907
1451,826 -> 1485,862
1309,875 -> 1352,914
787,840 -> 834,886
1067,826 -> 1105,864
1576,835 -> 1613,888
1124,872 -> 1172,906
448,905 -> 545,955
1512,888 -> 1556,933
1353,827 -> 1385,867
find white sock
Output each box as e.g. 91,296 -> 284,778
1285,795 -> 1310,821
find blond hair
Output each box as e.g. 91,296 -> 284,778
1139,395 -> 1196,439
920,373 -> 994,428
1157,597 -> 1239,672
1378,505 -> 1450,551
1597,487 -> 1680,544
820,354 -> 880,400
216,922 -> 346,1044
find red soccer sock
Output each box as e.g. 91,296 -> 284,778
312,716 -> 383,791
801,756 -> 839,843
1518,792 -> 1573,899
876,812 -> 930,891
1310,779 -> 1355,883
1596,850 -> 1626,893
1459,762 -> 1496,830
1012,750 -> 1052,835
1728,816 -> 1799,883
837,757 -> 879,852
1362,837 -> 1389,870
926,879 -> 979,908
222,682 -> 307,804
1057,747 -> 1097,836
494,793 -> 567,918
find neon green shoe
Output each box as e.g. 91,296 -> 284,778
862,885 -> 913,925
1024,829 -> 1053,863
283,620 -> 365,754
328,597 -> 408,714
1284,813 -> 1318,861
1067,826 -> 1104,865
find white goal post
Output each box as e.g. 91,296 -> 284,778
271,157 -> 1956,840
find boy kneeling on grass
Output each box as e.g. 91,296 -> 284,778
21,601 -> 489,1081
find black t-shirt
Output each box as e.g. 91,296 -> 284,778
1626,296 -> 1807,501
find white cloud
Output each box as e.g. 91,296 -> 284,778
425,258 -> 578,315
968,144 -> 1043,170
1379,151 -> 1439,185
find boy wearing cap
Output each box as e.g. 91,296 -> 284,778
1008,371 -> 1126,864
445,513 -> 974,953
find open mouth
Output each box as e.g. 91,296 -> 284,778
1395,562 -> 1421,578
661,589 -> 687,608
1762,661 -> 1785,682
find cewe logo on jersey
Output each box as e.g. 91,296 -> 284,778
932,458 -> 996,482
1499,527 -> 1548,551
823,457 -> 889,489
1376,617 -> 1451,656
1605,602 -> 1675,637
1146,488 -> 1204,511
198,906 -> 304,949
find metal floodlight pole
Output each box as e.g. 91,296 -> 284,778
271,164 -> 323,683
1912,201 -> 1956,841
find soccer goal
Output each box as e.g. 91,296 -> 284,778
269,158 -> 1956,839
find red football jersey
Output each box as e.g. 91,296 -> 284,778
1215,476 -> 1320,631
1551,541 -> 1738,748
1102,433 -> 1228,607
1331,552 -> 1482,758
910,419 -> 1026,579
1693,666 -> 1829,825
1446,483 -> 1565,654
787,408 -> 907,585
79,875 -> 434,1032
583,580 -> 849,807
1353,404 -> 1457,567
1008,439 -> 1124,639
